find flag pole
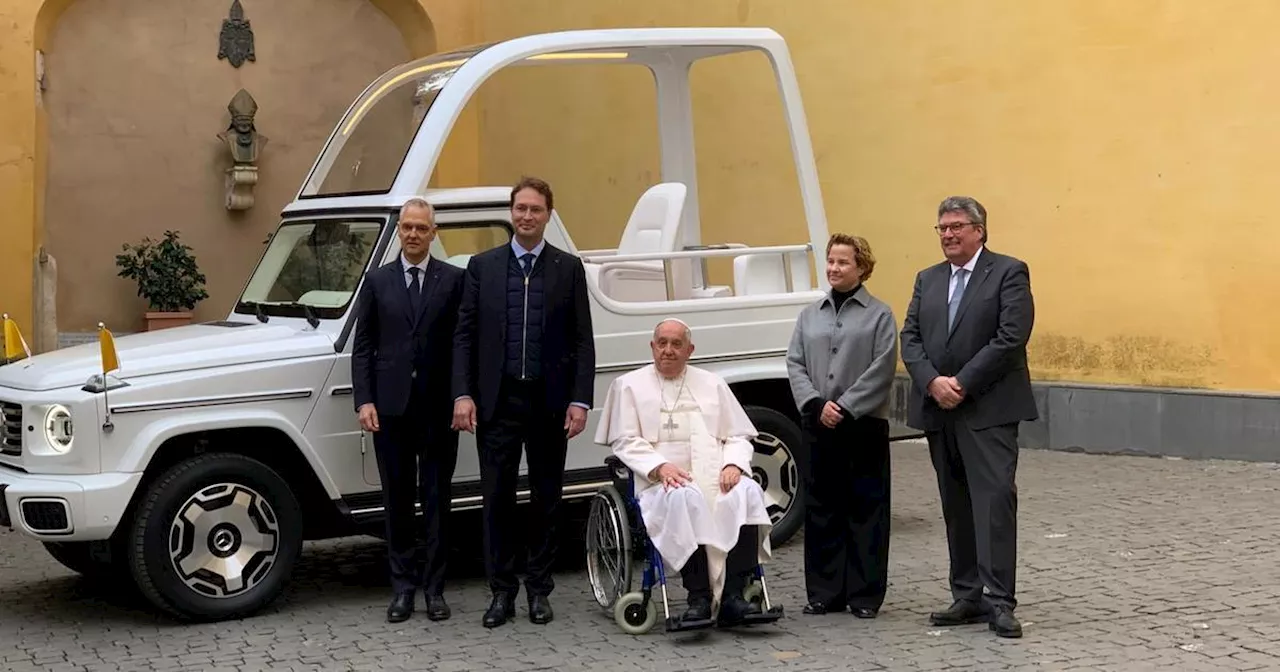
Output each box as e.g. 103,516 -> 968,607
99,322 -> 114,432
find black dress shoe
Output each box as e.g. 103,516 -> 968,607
386,592 -> 415,623
989,605 -> 1022,638
717,594 -> 763,626
928,599 -> 988,626
851,607 -> 878,619
681,595 -> 712,622
426,594 -> 451,621
803,601 -> 844,615
529,594 -> 554,624
482,594 -> 515,628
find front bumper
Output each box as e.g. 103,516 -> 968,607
0,467 -> 141,541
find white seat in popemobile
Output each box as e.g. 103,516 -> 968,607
732,250 -> 813,296
595,182 -> 693,302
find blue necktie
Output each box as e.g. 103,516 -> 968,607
948,268 -> 968,331
520,253 -> 535,276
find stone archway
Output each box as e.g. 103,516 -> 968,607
36,0 -> 435,338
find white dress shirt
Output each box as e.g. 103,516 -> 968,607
401,253 -> 430,290
948,245 -> 983,302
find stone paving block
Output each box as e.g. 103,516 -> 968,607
4,446 -> 1280,671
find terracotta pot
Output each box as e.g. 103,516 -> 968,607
145,311 -> 192,331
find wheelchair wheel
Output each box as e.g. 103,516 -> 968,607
613,591 -> 658,635
585,485 -> 633,609
743,581 -> 764,606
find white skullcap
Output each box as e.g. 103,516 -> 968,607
653,317 -> 692,339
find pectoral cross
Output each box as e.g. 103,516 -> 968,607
662,413 -> 680,440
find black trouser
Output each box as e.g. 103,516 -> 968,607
680,525 -> 759,602
478,377 -> 569,598
372,401 -> 459,597
801,413 -> 891,610
927,419 -> 1019,609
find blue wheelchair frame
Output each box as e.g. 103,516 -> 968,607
587,456 -> 784,634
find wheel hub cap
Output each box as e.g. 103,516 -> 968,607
751,432 -> 798,525
169,483 -> 280,599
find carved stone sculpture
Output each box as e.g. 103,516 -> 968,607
218,0 -> 255,68
217,89 -> 267,210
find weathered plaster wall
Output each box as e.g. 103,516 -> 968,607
0,0 -> 473,340
43,0 -> 414,331
4,0 -> 1280,394
474,0 -> 1280,393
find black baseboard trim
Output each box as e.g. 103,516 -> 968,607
887,376 -> 1280,463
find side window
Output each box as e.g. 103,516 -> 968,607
431,221 -> 512,268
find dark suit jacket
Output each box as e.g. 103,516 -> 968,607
900,248 -> 1037,432
351,256 -> 465,420
452,242 -> 596,423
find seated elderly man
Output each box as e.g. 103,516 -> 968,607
595,318 -> 773,626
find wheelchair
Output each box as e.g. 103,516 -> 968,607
585,456 -> 785,634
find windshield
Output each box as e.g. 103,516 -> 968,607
300,45 -> 490,198
236,218 -> 384,319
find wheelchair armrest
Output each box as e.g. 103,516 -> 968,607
604,456 -> 629,478
603,456 -> 634,491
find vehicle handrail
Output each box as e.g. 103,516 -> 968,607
579,243 -> 811,264
581,243 -> 813,299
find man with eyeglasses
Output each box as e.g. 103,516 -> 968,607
900,196 -> 1037,639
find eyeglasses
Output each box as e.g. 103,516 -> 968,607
934,222 -> 975,235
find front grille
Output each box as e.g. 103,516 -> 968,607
0,402 -> 20,456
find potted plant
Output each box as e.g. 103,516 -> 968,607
115,230 -> 210,331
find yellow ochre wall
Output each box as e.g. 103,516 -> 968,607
474,0 -> 1280,392
3,0 -> 1279,393
0,0 -> 481,341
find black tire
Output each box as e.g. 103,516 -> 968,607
743,405 -> 807,547
42,540 -> 128,580
585,484 -> 633,609
125,452 -> 303,622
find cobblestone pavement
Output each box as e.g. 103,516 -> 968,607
3,442 -> 1280,671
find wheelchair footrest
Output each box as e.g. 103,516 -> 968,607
665,616 -> 716,632
724,606 -> 785,627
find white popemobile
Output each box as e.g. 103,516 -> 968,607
0,28 -> 841,621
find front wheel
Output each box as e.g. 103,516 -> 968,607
743,405 -> 807,547
126,453 -> 303,621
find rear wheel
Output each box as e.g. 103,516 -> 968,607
126,452 -> 303,621
743,405 -> 807,547
585,485 -> 632,609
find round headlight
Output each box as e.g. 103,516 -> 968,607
43,404 -> 73,453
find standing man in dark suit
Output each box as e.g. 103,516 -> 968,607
900,196 -> 1036,639
352,197 -> 464,624
451,176 -> 596,628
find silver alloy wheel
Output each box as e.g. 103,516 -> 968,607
751,433 -> 798,525
168,483 -> 280,598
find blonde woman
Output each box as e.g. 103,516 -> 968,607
786,234 -> 899,618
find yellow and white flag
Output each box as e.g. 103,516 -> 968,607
98,322 -> 119,374
2,313 -> 32,363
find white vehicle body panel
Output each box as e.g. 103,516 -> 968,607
0,27 -> 829,546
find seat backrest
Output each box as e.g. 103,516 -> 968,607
732,251 -> 814,296
616,182 -> 688,255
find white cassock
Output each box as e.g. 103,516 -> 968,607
594,363 -> 773,605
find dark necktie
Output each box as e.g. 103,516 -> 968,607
520,252 -> 535,276
408,266 -> 423,313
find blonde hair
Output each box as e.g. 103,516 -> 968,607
826,234 -> 876,282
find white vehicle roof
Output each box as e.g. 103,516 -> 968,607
281,27 -> 829,263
